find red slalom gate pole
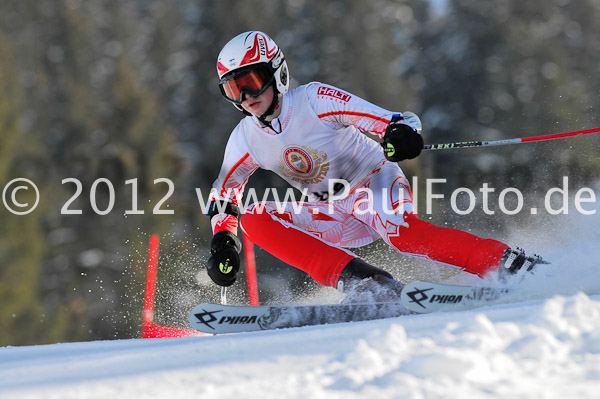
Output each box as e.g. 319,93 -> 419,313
242,233 -> 260,306
141,234 -> 160,337
141,234 -> 205,338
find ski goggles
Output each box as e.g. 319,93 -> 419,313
219,67 -> 274,104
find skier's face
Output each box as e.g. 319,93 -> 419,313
241,85 -> 276,118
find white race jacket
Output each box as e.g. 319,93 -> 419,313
210,82 -> 416,234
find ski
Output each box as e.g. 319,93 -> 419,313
189,301 -> 411,334
400,280 -> 510,313
189,281 -> 511,334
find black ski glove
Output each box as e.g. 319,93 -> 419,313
381,115 -> 424,162
206,231 -> 242,287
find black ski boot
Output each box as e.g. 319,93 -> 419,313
337,258 -> 405,304
497,247 -> 548,281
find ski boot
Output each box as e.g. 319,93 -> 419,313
337,258 -> 405,304
497,247 -> 548,281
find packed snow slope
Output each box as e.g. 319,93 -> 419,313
1,213 -> 599,399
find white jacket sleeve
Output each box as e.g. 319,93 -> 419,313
209,125 -> 259,234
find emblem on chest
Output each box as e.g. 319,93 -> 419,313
280,146 -> 329,184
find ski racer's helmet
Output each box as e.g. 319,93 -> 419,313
217,31 -> 289,115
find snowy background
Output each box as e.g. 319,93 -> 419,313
1,210 -> 599,399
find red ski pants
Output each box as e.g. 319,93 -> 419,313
240,162 -> 508,287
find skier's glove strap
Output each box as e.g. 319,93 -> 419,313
382,114 -> 424,162
206,231 -> 242,287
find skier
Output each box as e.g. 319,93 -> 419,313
205,31 -> 544,301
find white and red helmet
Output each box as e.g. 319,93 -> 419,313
217,31 -> 289,111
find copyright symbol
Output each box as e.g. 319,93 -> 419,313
2,178 -> 40,215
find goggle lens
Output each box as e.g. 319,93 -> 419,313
220,68 -> 273,104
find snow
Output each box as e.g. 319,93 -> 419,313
1,212 -> 600,399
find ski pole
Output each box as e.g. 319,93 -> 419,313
423,126 -> 600,151
221,286 -> 227,305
